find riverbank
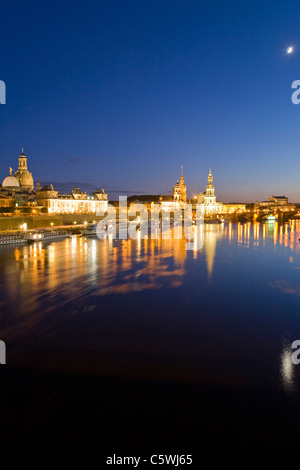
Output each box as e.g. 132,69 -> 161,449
0,214 -> 103,231
1,211 -> 299,233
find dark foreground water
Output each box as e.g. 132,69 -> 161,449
1,221 -> 300,449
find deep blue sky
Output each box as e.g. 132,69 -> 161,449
1,0 -> 300,201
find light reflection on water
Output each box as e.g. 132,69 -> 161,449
4,221 -> 300,300
1,220 -> 300,389
280,344 -> 296,393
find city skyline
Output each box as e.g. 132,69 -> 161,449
2,0 -> 300,452
1,1 -> 300,202
35,162 -> 300,203
1,149 -> 297,204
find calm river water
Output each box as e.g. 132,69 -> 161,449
1,220 -> 300,389
1,221 -> 300,448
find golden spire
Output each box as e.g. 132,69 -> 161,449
180,165 -> 185,184
9,167 -> 13,175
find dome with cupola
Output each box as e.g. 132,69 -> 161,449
14,149 -> 34,191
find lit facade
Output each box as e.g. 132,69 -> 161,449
1,150 -> 109,213
1,151 -> 34,206
159,197 -> 181,211
254,195 -> 296,212
173,166 -> 187,203
36,185 -> 108,214
0,194 -> 14,208
160,167 -> 187,210
222,203 -> 246,214
198,169 -> 223,216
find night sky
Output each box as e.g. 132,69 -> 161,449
1,0 -> 300,201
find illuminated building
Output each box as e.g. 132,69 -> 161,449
14,149 -> 34,191
160,166 -> 187,210
254,195 -> 296,212
0,150 -> 109,214
222,203 -> 246,214
173,166 -> 187,203
198,169 -> 223,216
36,184 -> 108,214
1,150 -> 35,206
0,193 -> 15,208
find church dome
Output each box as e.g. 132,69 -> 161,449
2,175 -> 20,189
13,148 -> 34,191
15,171 -> 34,189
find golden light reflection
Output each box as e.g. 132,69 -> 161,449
246,222 -> 250,245
238,223 -> 243,244
273,222 -> 278,245
228,222 -> 232,243
1,219 -> 300,336
284,223 -> 289,248
0,227 -> 213,321
203,226 -> 220,280
279,225 -> 283,245
253,222 -> 260,246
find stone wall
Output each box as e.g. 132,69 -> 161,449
0,214 -> 104,231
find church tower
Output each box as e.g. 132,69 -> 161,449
204,169 -> 216,203
172,166 -> 187,204
173,180 -> 181,202
14,149 -> 34,191
179,166 -> 187,203
18,149 -> 28,170
198,169 -> 223,216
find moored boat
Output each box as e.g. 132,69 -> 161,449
24,230 -> 71,243
81,222 -> 115,237
23,231 -> 44,242
42,230 -> 71,240
0,233 -> 27,245
80,223 -> 98,237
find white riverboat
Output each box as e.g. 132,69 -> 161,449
24,230 -> 71,242
42,230 -> 71,241
24,231 -> 44,242
0,233 -> 27,245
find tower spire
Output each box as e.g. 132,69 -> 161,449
178,165 -> 186,203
